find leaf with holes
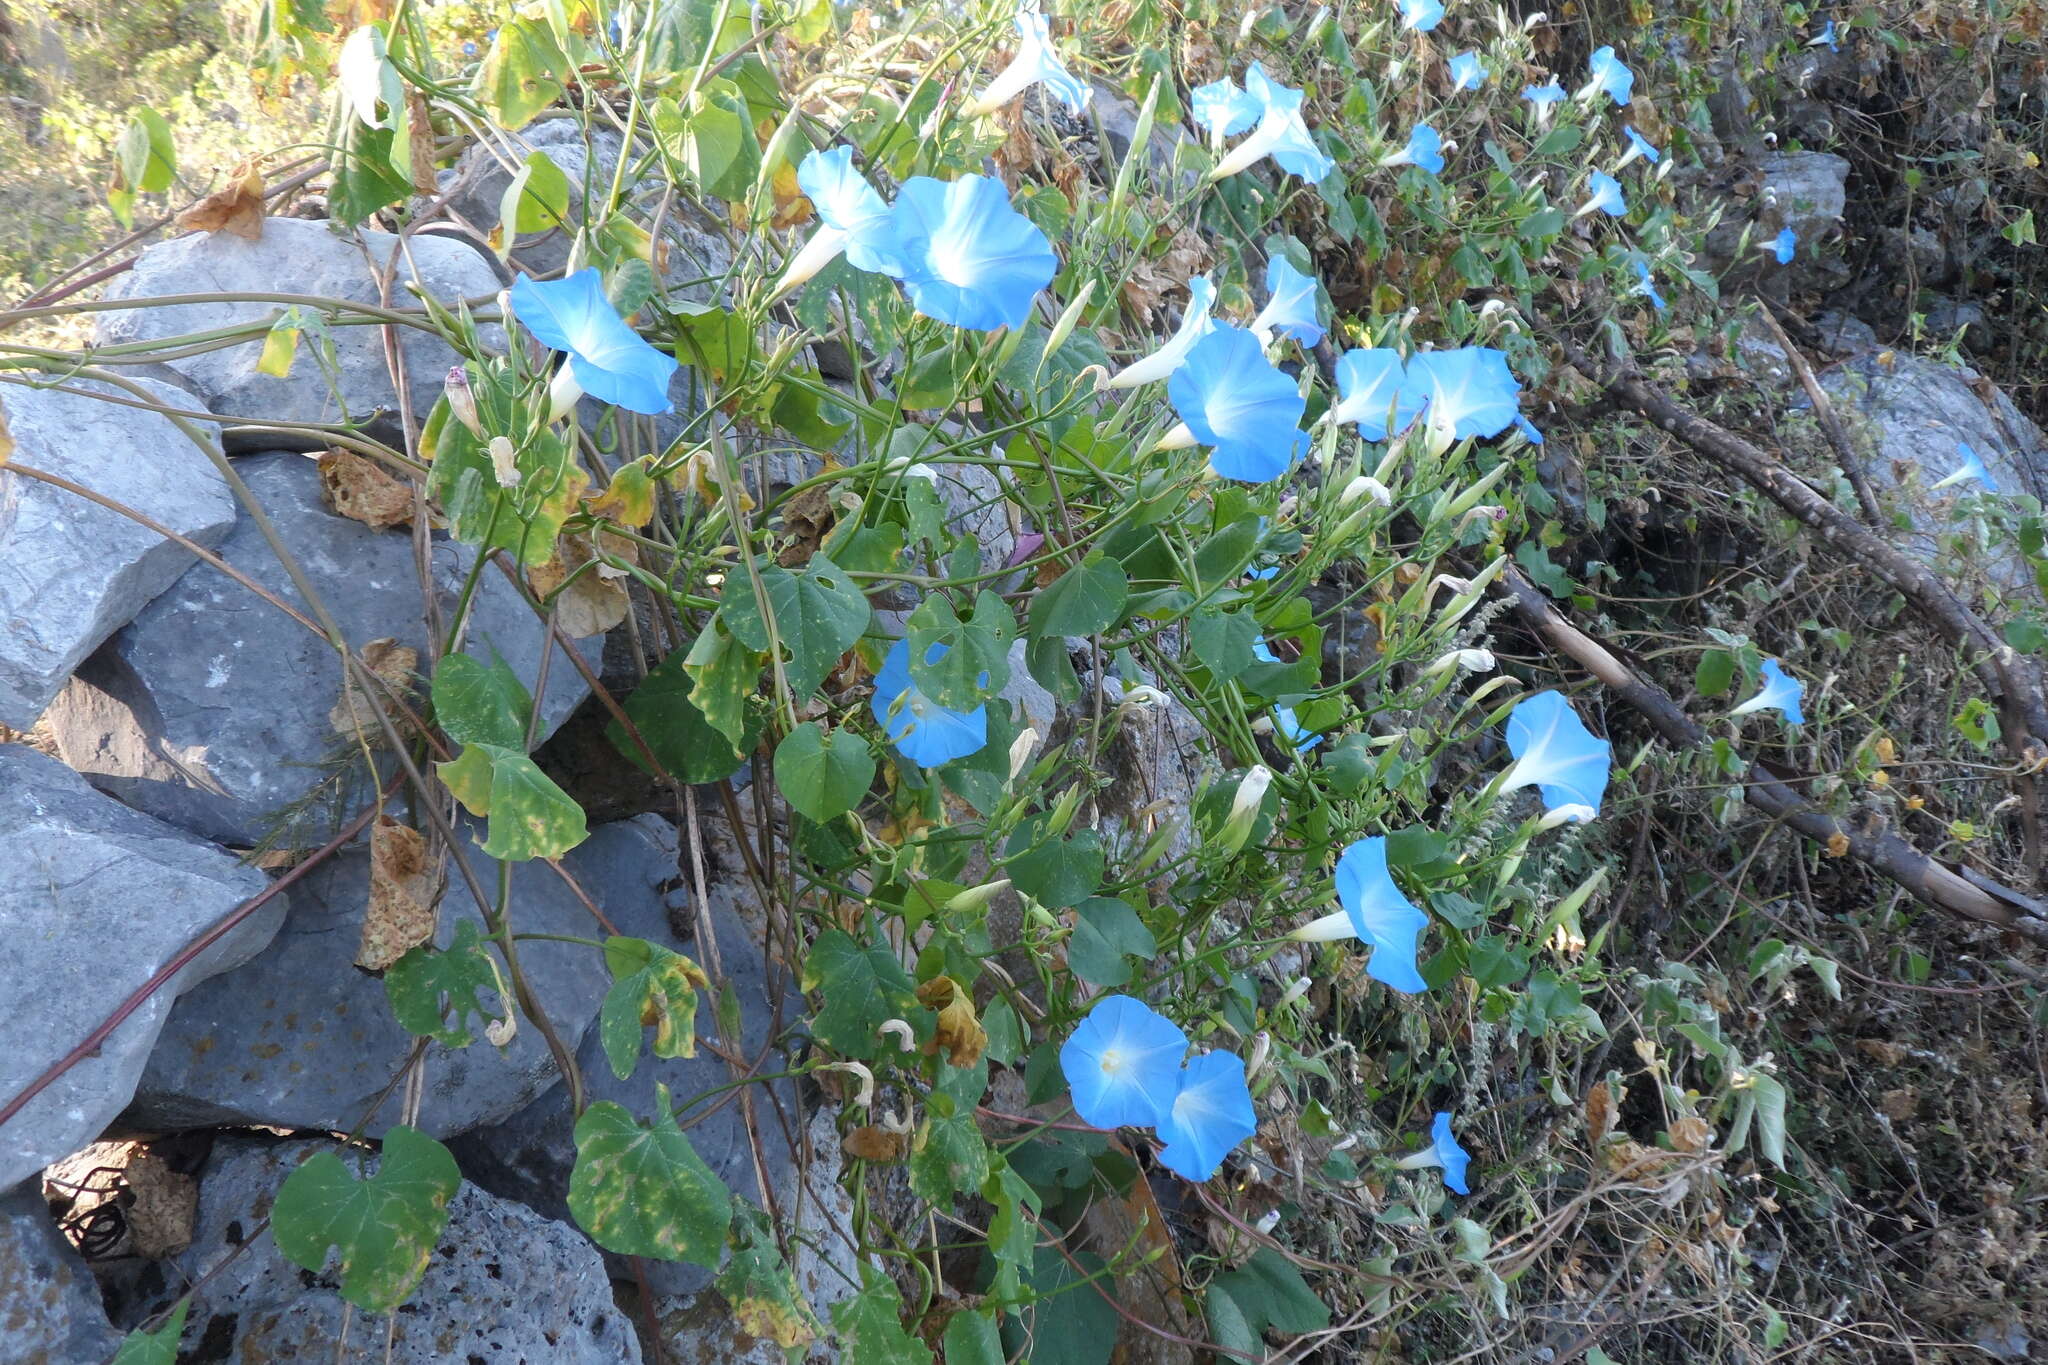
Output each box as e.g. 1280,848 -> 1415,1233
384,921 -> 507,1049
271,1126 -> 461,1313
598,937 -> 709,1080
907,591 -> 1014,709
568,1090 -> 734,1264
720,555 -> 870,699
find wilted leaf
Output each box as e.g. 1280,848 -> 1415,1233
174,161 -> 266,240
529,534 -> 630,638
584,457 -> 657,526
1667,1116 -> 1712,1152
842,1126 -> 908,1161
598,936 -> 709,1080
318,448 -> 414,530
329,637 -> 419,745
914,975 -> 987,1067
356,816 -> 442,971
271,1126 -> 461,1313
716,1202 -> 820,1350
1585,1079 -> 1619,1143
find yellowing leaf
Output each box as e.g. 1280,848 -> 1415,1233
256,318 -> 301,377
0,395 -> 13,466
585,458 -> 657,527
528,534 -> 629,638
914,975 -> 987,1068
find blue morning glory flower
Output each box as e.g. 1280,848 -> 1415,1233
1191,77 -> 1261,139
1730,659 -> 1805,724
1384,123 -> 1445,175
1579,45 -> 1635,106
1499,690 -> 1612,816
1166,324 -> 1309,483
462,40 -> 479,57
1398,0 -> 1445,31
1106,276 -> 1217,388
1060,994 -> 1188,1129
1155,1051 -> 1258,1181
1397,1112 -> 1473,1193
1251,635 -> 1282,664
1576,171 -> 1627,218
1772,227 -> 1798,264
871,638 -> 988,766
1448,52 -> 1487,92
1250,256 -> 1324,348
1632,261 -> 1667,310
964,3 -> 1092,116
1514,415 -> 1546,445
1210,63 -> 1334,183
1291,837 -> 1430,993
1246,565 -> 1282,582
1618,126 -> 1661,169
1331,348 -> 1427,441
1275,704 -> 1322,753
509,270 -> 678,415
772,147 -> 902,296
1406,347 -> 1522,441
887,174 -> 1058,331
1809,19 -> 1839,51
1933,441 -> 1998,493
1523,81 -> 1567,106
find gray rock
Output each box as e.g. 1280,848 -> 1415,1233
654,1107 -> 865,1365
46,451 -> 597,848
127,818 -> 670,1141
999,637 -> 1056,737
0,1180 -> 123,1365
436,118 -> 735,302
0,378 -> 234,729
1758,151 -> 1849,245
452,816 -> 802,1299
93,217 -> 502,445
1809,310 -> 1880,356
0,745 -> 279,1190
159,1136 -> 637,1363
1088,80 -> 1194,191
1816,351 -> 2048,586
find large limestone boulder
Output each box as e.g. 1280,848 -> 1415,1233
94,217 -> 502,444
45,451 -> 597,848
0,1180 -> 123,1365
0,378 -> 234,729
148,1136 -> 638,1363
0,745 -> 279,1190
127,818 -> 674,1141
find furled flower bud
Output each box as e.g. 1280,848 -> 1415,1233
487,436 -> 522,488
445,366 -> 483,437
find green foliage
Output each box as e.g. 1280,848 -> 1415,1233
272,1127 -> 462,1313
774,721 -> 876,822
385,921 -> 507,1049
110,1303 -> 187,1365
569,1090 -> 734,1264
598,936 -> 708,1080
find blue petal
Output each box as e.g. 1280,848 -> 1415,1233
1624,127 -> 1661,164
1398,0 -> 1445,31
1333,348 -> 1428,441
1060,995 -> 1189,1130
1406,347 -> 1522,441
1244,64 -> 1333,182
1431,1111 -> 1473,1194
1505,690 -> 1613,814
1759,659 -> 1806,725
890,175 -> 1058,331
1155,1051 -> 1258,1181
1250,635 -> 1281,664
1399,123 -> 1445,175
1523,81 -> 1567,105
1632,261 -> 1667,310
796,146 -> 901,274
1168,326 -> 1308,483
870,639 -> 987,767
1254,256 -> 1324,347
1276,705 -> 1322,753
1514,415 -> 1546,445
1773,227 -> 1798,264
1191,77 -> 1261,137
510,270 -> 679,415
1335,837 -> 1430,994
1018,8 -> 1092,113
1587,45 -> 1635,105
1448,52 -> 1487,92
1585,170 -> 1627,217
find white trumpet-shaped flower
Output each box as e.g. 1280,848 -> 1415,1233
964,3 -> 1092,116
1103,277 -> 1217,388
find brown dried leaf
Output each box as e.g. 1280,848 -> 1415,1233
914,975 -> 988,1068
175,162 -> 266,242
776,483 -> 842,567
1667,1116 -> 1713,1152
1856,1038 -> 1907,1066
1879,1088 -> 1918,1121
1585,1080 -> 1620,1143
318,448 -> 414,530
405,90 -> 440,193
842,1126 -> 908,1162
356,815 -> 442,971
0,393 -> 14,465
329,637 -> 419,744
529,534 -> 629,638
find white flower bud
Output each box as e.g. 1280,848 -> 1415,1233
488,436 -> 522,488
